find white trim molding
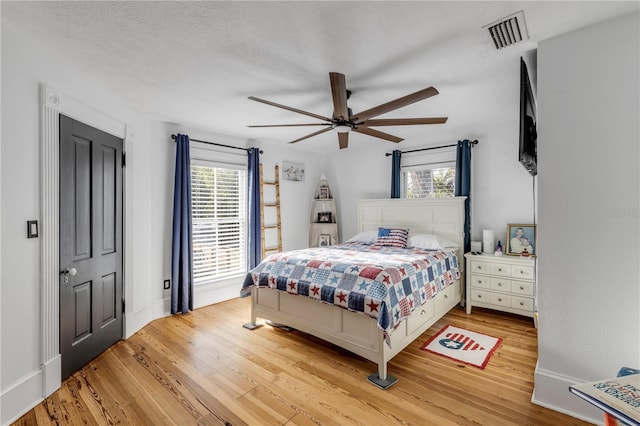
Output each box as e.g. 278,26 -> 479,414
532,363 -> 603,424
0,370 -> 44,425
38,84 -> 130,398
124,307 -> 154,340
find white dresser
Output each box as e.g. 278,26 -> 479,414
464,253 -> 536,326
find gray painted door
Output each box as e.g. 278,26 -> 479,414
59,115 -> 123,379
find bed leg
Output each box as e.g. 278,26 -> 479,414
242,287 -> 262,330
367,362 -> 398,390
242,321 -> 261,330
367,341 -> 398,389
367,330 -> 398,389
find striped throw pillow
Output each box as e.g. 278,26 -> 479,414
375,227 -> 409,248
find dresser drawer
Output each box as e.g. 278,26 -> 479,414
511,296 -> 534,312
490,263 -> 511,277
489,293 -> 511,307
470,289 -> 490,304
512,265 -> 534,280
469,274 -> 490,289
511,281 -> 534,296
490,277 -> 511,292
470,261 -> 489,274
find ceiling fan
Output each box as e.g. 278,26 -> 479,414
247,72 -> 447,149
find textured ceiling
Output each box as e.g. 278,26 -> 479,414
2,1 -> 638,152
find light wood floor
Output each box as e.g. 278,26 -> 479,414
15,297 -> 589,426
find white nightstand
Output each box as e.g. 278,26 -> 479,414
464,253 -> 537,327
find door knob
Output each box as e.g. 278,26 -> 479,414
61,267 -> 77,277
61,267 -> 77,284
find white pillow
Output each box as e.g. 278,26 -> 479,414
346,229 -> 378,244
407,233 -> 459,250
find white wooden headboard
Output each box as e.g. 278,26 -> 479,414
357,197 -> 467,271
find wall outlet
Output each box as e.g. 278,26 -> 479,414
163,279 -> 170,290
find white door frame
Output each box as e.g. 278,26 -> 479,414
39,84 -> 132,396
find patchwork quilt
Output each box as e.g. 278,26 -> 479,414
241,242 -> 460,345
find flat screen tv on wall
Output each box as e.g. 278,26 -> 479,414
519,57 -> 537,176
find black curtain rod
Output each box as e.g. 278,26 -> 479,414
384,140 -> 478,156
171,134 -> 263,154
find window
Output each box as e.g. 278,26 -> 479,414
404,166 -> 456,198
401,148 -> 456,199
191,163 -> 247,285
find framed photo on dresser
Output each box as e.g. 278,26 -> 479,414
506,224 -> 536,256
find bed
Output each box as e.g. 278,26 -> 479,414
242,197 -> 466,389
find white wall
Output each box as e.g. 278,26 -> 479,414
324,145 -> 390,242
257,140 -> 332,252
328,120 -> 536,247
0,24 -> 154,425
533,13 -> 639,423
147,122 -> 330,313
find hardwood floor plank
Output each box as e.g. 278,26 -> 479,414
235,385 -> 300,424
14,298 -> 590,426
57,373 -> 108,425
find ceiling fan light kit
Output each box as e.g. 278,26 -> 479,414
332,123 -> 352,133
248,72 -> 447,149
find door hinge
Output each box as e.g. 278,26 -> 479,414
122,152 -> 126,167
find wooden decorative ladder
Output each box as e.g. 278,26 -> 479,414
260,164 -> 282,259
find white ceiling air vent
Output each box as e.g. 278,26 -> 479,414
483,10 -> 529,49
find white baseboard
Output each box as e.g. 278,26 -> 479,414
152,297 -> 171,319
532,364 -> 603,425
124,281 -> 239,337
146,282 -> 239,321
124,305 -> 153,338
42,355 -> 61,397
0,369 -> 43,426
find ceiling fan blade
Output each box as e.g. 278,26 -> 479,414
338,132 -> 349,149
248,96 -> 331,122
329,72 -> 349,120
248,123 -> 332,128
352,87 -> 439,122
362,117 -> 448,126
353,126 -> 403,143
288,127 -> 332,144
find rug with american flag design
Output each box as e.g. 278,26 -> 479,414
421,324 -> 502,369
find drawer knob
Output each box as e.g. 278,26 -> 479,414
520,302 -> 524,306
477,294 -> 482,298
520,270 -> 525,274
498,268 -> 502,272
477,266 -> 481,269
498,283 -> 502,287
421,310 -> 426,316
520,286 -> 524,290
498,298 -> 503,302
444,294 -> 448,299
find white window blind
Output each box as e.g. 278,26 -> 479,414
191,164 -> 247,285
402,148 -> 456,198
